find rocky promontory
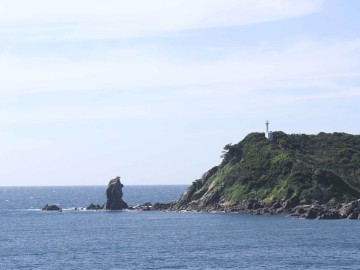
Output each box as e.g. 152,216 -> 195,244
167,132 -> 360,219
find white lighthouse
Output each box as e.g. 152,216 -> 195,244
266,120 -> 273,140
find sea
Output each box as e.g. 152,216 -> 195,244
0,185 -> 359,270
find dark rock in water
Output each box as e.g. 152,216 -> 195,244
317,211 -> 342,220
42,204 -> 62,211
339,200 -> 360,218
304,208 -> 321,219
134,202 -> 174,211
136,202 -> 152,211
141,206 -> 151,211
103,176 -> 128,210
86,203 -> 102,210
347,211 -> 360,220
153,202 -> 174,211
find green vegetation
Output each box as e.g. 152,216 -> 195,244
183,132 -> 360,205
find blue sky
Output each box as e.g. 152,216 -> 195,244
0,0 -> 359,186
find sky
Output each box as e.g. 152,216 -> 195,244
0,0 -> 359,186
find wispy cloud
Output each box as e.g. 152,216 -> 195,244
0,0 -> 324,40
0,38 -> 359,128
1,39 -> 359,95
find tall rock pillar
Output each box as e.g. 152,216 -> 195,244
103,176 -> 128,210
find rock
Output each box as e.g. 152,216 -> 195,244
304,208 -> 321,219
103,176 -> 129,210
153,203 -> 173,211
272,201 -> 282,209
245,199 -> 259,210
135,202 -> 153,211
291,206 -> 308,216
252,201 -> 263,210
263,200 -> 275,208
317,211 -> 342,220
176,166 -> 219,207
42,204 -> 62,211
86,203 -> 102,210
299,199 -> 311,205
347,212 -> 360,220
282,200 -> 292,210
283,196 -> 300,210
339,200 -> 360,217
142,202 -> 152,207
326,199 -> 341,210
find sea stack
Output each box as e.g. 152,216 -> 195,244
103,176 -> 128,210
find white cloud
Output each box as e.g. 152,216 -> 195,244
0,0 -> 324,40
0,38 -> 359,128
0,39 -> 359,95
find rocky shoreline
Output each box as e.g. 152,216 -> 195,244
41,176 -> 360,220
41,199 -> 360,220
134,198 -> 360,220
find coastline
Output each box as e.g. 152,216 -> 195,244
134,198 -> 360,220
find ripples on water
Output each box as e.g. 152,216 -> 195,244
0,186 -> 359,269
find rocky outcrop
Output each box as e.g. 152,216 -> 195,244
86,203 -> 102,210
133,202 -> 176,211
176,166 -> 219,206
347,211 -> 360,219
165,197 -> 360,220
103,176 -> 128,210
42,204 -> 62,211
339,200 -> 360,217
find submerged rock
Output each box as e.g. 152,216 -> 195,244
42,204 -> 62,211
103,176 -> 128,210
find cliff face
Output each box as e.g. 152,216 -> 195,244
175,132 -> 360,209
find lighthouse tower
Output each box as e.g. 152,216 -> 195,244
265,120 -> 273,140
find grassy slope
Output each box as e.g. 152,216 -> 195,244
183,132 -> 360,205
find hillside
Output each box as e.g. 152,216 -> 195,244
174,132 -> 360,211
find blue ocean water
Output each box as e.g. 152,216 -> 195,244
0,186 -> 360,270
